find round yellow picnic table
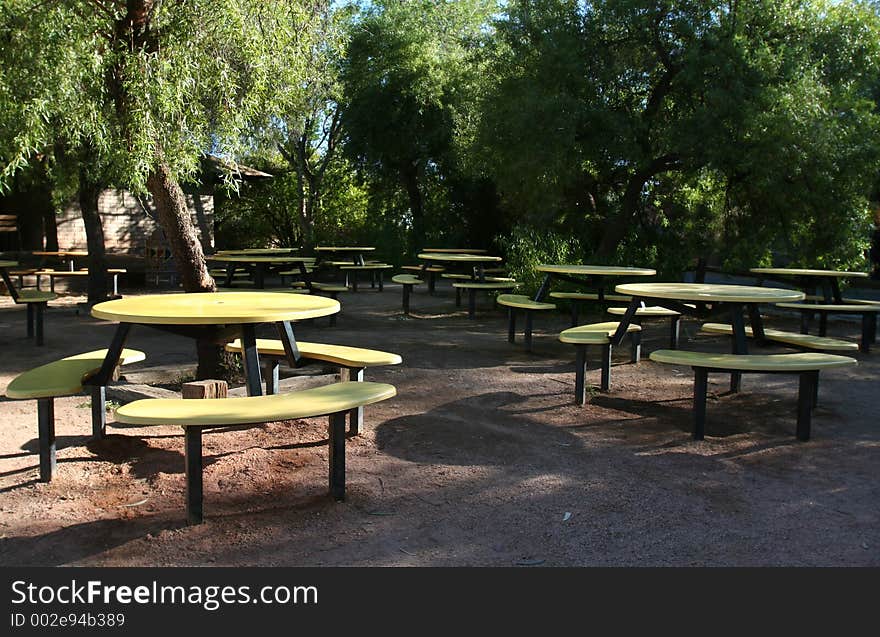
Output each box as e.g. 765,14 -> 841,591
315,246 -> 376,266
215,248 -> 300,256
532,263 -> 656,303
749,267 -> 868,304
91,292 -> 339,396
423,248 -> 488,254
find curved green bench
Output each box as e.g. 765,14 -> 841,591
115,381 -> 397,524
776,303 -> 880,352
649,349 -> 857,441
496,294 -> 556,352
6,348 -> 147,481
699,322 -> 858,351
559,322 -> 642,403
225,338 -> 402,434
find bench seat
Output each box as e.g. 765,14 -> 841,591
115,381 -> 396,523
775,302 -> 879,352
452,281 -> 518,319
337,264 -> 392,292
392,274 -> 422,315
36,268 -> 126,295
559,322 -> 642,403
608,305 -> 682,348
699,322 -> 858,351
549,291 -> 632,327
225,339 -> 401,433
11,290 -> 58,346
497,294 -> 556,351
5,348 -> 146,482
649,349 -> 856,440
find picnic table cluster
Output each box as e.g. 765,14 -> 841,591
3,239 -> 877,527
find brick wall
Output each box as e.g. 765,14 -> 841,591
55,189 -> 214,254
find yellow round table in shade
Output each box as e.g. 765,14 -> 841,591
750,267 -> 868,304
315,246 -> 376,266
207,255 -> 316,288
90,292 -> 339,396
533,263 -> 656,302
416,252 -> 503,282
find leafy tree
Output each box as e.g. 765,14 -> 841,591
0,0 -> 331,376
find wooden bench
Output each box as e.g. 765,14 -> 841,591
775,303 -> 880,352
391,274 -> 423,315
549,291 -> 632,326
35,268 -> 126,295
558,322 -> 642,403
5,348 -> 147,481
115,382 -> 396,523
607,305 -> 682,349
496,294 -> 556,352
337,264 -> 393,291
225,339 -> 401,434
452,281 -> 518,319
649,350 -> 857,441
699,323 -> 858,351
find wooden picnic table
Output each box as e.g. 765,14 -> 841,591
31,250 -> 89,271
749,267 -> 868,304
612,282 -> 805,391
89,291 -> 339,397
315,246 -> 376,266
416,252 -> 502,282
533,264 -> 656,302
207,255 -> 315,289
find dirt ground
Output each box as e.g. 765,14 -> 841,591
0,280 -> 878,567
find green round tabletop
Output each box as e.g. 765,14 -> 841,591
423,248 -> 488,254
537,264 -> 656,276
417,253 -> 502,262
0,260 -> 19,268
207,255 -> 315,263
215,248 -> 300,255
91,291 -> 339,325
616,282 -> 805,303
750,267 -> 868,278
315,246 -> 376,252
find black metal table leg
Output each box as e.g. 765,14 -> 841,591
239,324 -> 263,396
37,398 -> 56,482
600,344 -> 611,391
729,306 -> 747,393
26,303 -> 34,338
796,371 -> 818,441
276,321 -> 301,366
574,345 -> 588,405
507,308 -> 516,343
35,302 -> 45,346
185,426 -> 204,524
91,385 -> 106,439
468,289 -> 476,319
533,274 -> 553,302
693,368 -> 708,440
524,312 -> 534,352
611,298 -> 642,347
91,323 -> 132,386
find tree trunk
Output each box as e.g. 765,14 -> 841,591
43,208 -> 58,252
79,168 -> 109,304
401,163 -> 425,252
594,174 -> 645,262
145,162 -> 214,293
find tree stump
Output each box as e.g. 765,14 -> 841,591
182,379 -> 228,399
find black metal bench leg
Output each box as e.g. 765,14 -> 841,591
402,284 -> 411,315
630,330 -> 641,363
524,312 -> 534,352
800,311 -> 811,334
371,271 -> 376,289
340,367 -> 365,435
37,398 -> 56,482
91,385 -> 106,439
264,359 -> 280,395
796,372 -> 818,441
860,313 -> 871,353
818,312 -> 828,337
184,426 -> 204,524
570,302 -> 579,328
670,316 -> 680,349
378,272 -> 383,291
455,287 -> 462,307
600,344 -> 611,392
26,303 -> 34,338
468,289 -> 476,319
693,368 -> 708,440
239,324 -> 263,397
574,345 -> 587,406
35,302 -> 45,346
329,293 -> 338,327
507,308 -> 516,343
351,273 -> 359,293
328,412 -> 346,500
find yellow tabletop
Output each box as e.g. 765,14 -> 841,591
423,248 -> 488,254
216,248 -> 300,255
537,264 -> 656,276
91,291 -> 339,324
207,255 -> 315,263
417,253 -> 503,263
616,282 -> 805,303
0,260 -> 19,268
750,268 -> 868,278
315,246 -> 376,252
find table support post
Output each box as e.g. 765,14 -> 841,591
91,385 -> 106,439
276,321 -> 301,366
600,344 -> 611,391
37,398 -> 56,482
669,315 -> 680,349
185,426 -> 204,524
747,303 -> 766,345
533,274 -> 553,302
796,372 -> 817,441
239,324 -> 263,397
92,323 -> 131,386
328,412 -> 346,500
728,306 -> 747,393
693,368 -> 708,440
574,345 -> 587,405
507,308 -> 516,343
610,298 -> 641,347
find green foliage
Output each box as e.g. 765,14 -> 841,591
497,225 -> 583,296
